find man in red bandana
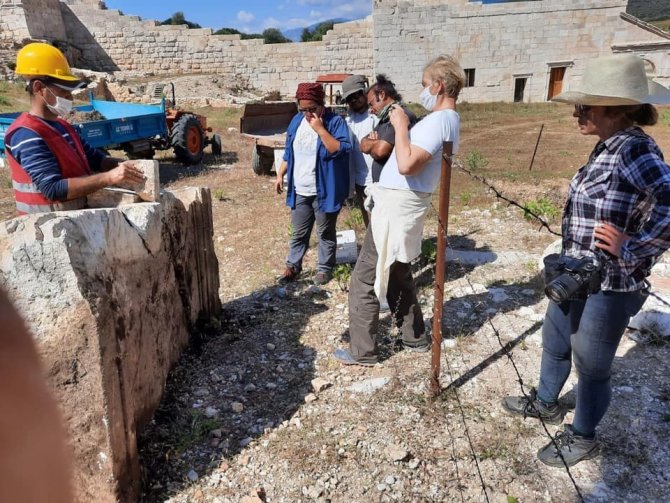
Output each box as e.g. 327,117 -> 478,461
275,82 -> 351,286
4,43 -> 145,215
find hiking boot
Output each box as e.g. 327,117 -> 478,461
501,388 -> 566,425
403,339 -> 430,353
537,424 -> 600,467
279,266 -> 298,284
313,270 -> 332,286
332,348 -> 377,367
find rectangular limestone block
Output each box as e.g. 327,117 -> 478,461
87,188 -> 142,208
116,159 -> 160,202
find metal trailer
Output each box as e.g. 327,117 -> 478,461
239,101 -> 297,175
0,89 -> 222,165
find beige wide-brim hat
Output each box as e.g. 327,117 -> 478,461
552,53 -> 670,106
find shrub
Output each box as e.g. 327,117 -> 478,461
464,149 -> 489,171
332,263 -> 352,291
522,196 -> 560,222
421,239 -> 438,263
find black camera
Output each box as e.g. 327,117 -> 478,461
543,253 -> 604,303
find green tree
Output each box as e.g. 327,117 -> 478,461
300,21 -> 335,42
262,28 -> 291,44
214,27 -> 263,40
159,11 -> 202,29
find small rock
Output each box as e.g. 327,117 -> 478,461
377,483 -> 388,492
267,343 -> 276,350
218,462 -> 230,472
187,469 -> 198,482
231,402 -> 244,413
489,288 -> 509,303
194,388 -> 209,397
227,127 -> 238,133
240,437 -> 253,447
211,429 -> 223,438
244,383 -> 257,392
205,406 -> 219,418
347,377 -> 390,394
385,475 -> 396,485
441,339 -> 457,349
386,445 -> 410,462
312,378 -> 332,392
305,393 -> 318,403
408,458 -> 420,469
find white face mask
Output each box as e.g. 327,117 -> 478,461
43,87 -> 73,117
419,83 -> 438,112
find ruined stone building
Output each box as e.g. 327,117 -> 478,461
0,0 -> 669,100
374,0 -> 670,103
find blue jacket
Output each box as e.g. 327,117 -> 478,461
283,110 -> 351,213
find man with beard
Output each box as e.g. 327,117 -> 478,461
342,75 -> 377,227
360,74 -> 418,184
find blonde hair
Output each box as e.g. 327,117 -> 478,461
424,55 -> 466,99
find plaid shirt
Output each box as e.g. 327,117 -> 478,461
562,126 -> 670,291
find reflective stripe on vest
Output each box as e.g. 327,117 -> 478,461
15,198 -> 87,215
5,113 -> 92,215
12,180 -> 42,194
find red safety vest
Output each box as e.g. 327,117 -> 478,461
4,113 -> 91,215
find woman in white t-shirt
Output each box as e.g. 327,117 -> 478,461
335,55 -> 464,366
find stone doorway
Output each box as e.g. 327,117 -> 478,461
514,77 -> 527,102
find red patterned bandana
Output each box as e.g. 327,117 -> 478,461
295,82 -> 325,105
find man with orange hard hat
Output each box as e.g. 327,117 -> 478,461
4,42 -> 144,215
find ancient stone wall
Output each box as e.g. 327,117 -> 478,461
56,2 -> 373,96
373,0 -> 670,103
0,188 -> 220,502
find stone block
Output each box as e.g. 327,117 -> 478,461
86,188 -> 141,208
0,188 -> 220,502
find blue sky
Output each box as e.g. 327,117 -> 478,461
103,0 -> 372,34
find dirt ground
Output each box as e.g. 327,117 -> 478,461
1,96 -> 669,502
133,104 -> 670,503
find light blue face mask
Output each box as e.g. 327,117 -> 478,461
419,83 -> 438,111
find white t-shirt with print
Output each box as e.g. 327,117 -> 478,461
346,111 -> 378,187
378,109 -> 459,194
292,118 -> 319,196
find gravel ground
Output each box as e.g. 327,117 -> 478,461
137,156 -> 670,503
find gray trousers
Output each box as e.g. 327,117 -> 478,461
286,194 -> 339,273
348,227 -> 427,361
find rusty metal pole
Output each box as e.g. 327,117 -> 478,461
528,123 -> 544,171
430,141 -> 453,397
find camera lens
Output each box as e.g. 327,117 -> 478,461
545,274 -> 583,303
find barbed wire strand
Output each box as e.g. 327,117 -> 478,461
451,155 -> 670,310
431,154 -> 606,499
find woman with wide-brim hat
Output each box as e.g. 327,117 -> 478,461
502,53 -> 670,467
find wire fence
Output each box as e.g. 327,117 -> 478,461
418,150 -> 670,501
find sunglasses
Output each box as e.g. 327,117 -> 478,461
298,106 -> 320,114
345,91 -> 365,104
574,104 -> 593,115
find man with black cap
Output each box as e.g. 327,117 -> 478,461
342,74 -> 377,227
4,43 -> 144,215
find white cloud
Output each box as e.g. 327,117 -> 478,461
260,1 -> 371,30
237,10 -> 255,23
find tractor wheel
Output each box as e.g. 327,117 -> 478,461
251,146 -> 274,175
211,134 -> 222,155
171,114 -> 204,165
